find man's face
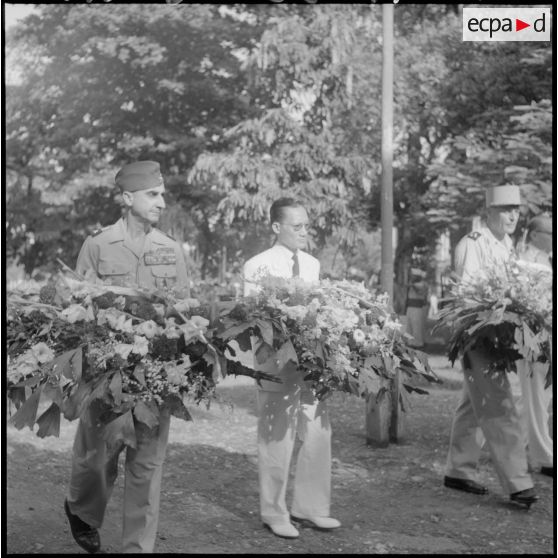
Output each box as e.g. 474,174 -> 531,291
530,229 -> 553,254
273,206 -> 309,252
487,205 -> 520,238
123,185 -> 166,225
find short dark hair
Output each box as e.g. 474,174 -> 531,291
269,197 -> 304,225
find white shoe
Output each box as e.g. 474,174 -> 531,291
291,515 -> 341,530
263,521 -> 300,538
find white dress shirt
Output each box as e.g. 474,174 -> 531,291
243,243 -> 320,296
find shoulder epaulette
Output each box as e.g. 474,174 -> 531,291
467,231 -> 482,241
91,226 -> 108,237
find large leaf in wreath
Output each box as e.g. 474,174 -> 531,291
358,369 -> 387,399
251,338 -> 298,375
203,343 -> 224,382
133,400 -> 160,429
11,374 -> 43,389
42,381 -> 64,407
36,402 -> 61,438
102,410 -> 137,449
9,386 -> 43,430
7,386 -> 26,409
62,380 -> 94,421
109,372 -> 123,406
255,342 -> 274,365
165,394 -> 193,422
220,320 -> 258,341
46,347 -> 83,382
255,319 -> 274,347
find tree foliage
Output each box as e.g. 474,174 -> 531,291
5,4 -> 552,285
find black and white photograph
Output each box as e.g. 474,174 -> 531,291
4,2 -> 554,554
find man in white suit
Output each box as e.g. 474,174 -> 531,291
243,198 -> 340,539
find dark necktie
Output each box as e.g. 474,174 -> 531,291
292,251 -> 300,277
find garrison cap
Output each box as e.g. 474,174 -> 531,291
115,161 -> 164,192
528,214 -> 552,234
485,185 -> 521,207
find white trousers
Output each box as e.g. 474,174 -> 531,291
445,348 -> 533,494
516,360 -> 553,469
67,407 -> 170,553
256,388 -> 332,525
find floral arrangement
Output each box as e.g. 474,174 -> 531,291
6,275 -> 276,447
435,258 -> 553,385
214,275 -> 439,403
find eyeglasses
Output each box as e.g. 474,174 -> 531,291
282,223 -> 310,232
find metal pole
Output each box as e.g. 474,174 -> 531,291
380,3 -> 394,302
366,3 -> 400,446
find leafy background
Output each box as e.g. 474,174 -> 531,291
5,4 -> 553,309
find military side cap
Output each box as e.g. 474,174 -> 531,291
115,161 -> 164,192
485,185 -> 521,207
528,214 -> 552,234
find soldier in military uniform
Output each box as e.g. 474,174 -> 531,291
443,185 -> 538,508
63,161 -> 189,553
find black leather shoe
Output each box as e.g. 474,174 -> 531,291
64,499 -> 101,553
540,466 -> 554,478
443,476 -> 488,495
510,488 -> 539,508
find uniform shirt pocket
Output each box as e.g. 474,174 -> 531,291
150,265 -> 177,289
98,260 -> 132,286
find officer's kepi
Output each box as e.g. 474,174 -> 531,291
115,161 -> 164,192
485,185 -> 521,207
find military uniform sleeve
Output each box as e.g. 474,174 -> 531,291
454,236 -> 482,282
75,237 -> 100,279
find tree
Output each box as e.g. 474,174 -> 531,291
5,3 -> 267,273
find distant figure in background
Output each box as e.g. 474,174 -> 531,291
515,214 -> 553,478
404,249 -> 429,349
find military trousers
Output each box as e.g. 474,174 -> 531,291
67,406 -> 171,553
445,348 -> 533,494
516,360 -> 553,470
256,387 -> 332,525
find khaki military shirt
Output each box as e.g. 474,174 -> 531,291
76,218 -> 189,295
454,224 -> 514,282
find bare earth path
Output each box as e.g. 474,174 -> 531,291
5,355 -> 554,554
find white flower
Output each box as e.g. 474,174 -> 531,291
60,304 -> 92,323
8,350 -> 39,383
163,318 -> 182,339
134,320 -> 161,339
131,335 -> 149,356
30,342 -> 55,364
114,343 -> 133,360
353,329 -> 366,344
164,358 -> 191,385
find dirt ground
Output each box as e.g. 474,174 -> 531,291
5,353 -> 555,555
